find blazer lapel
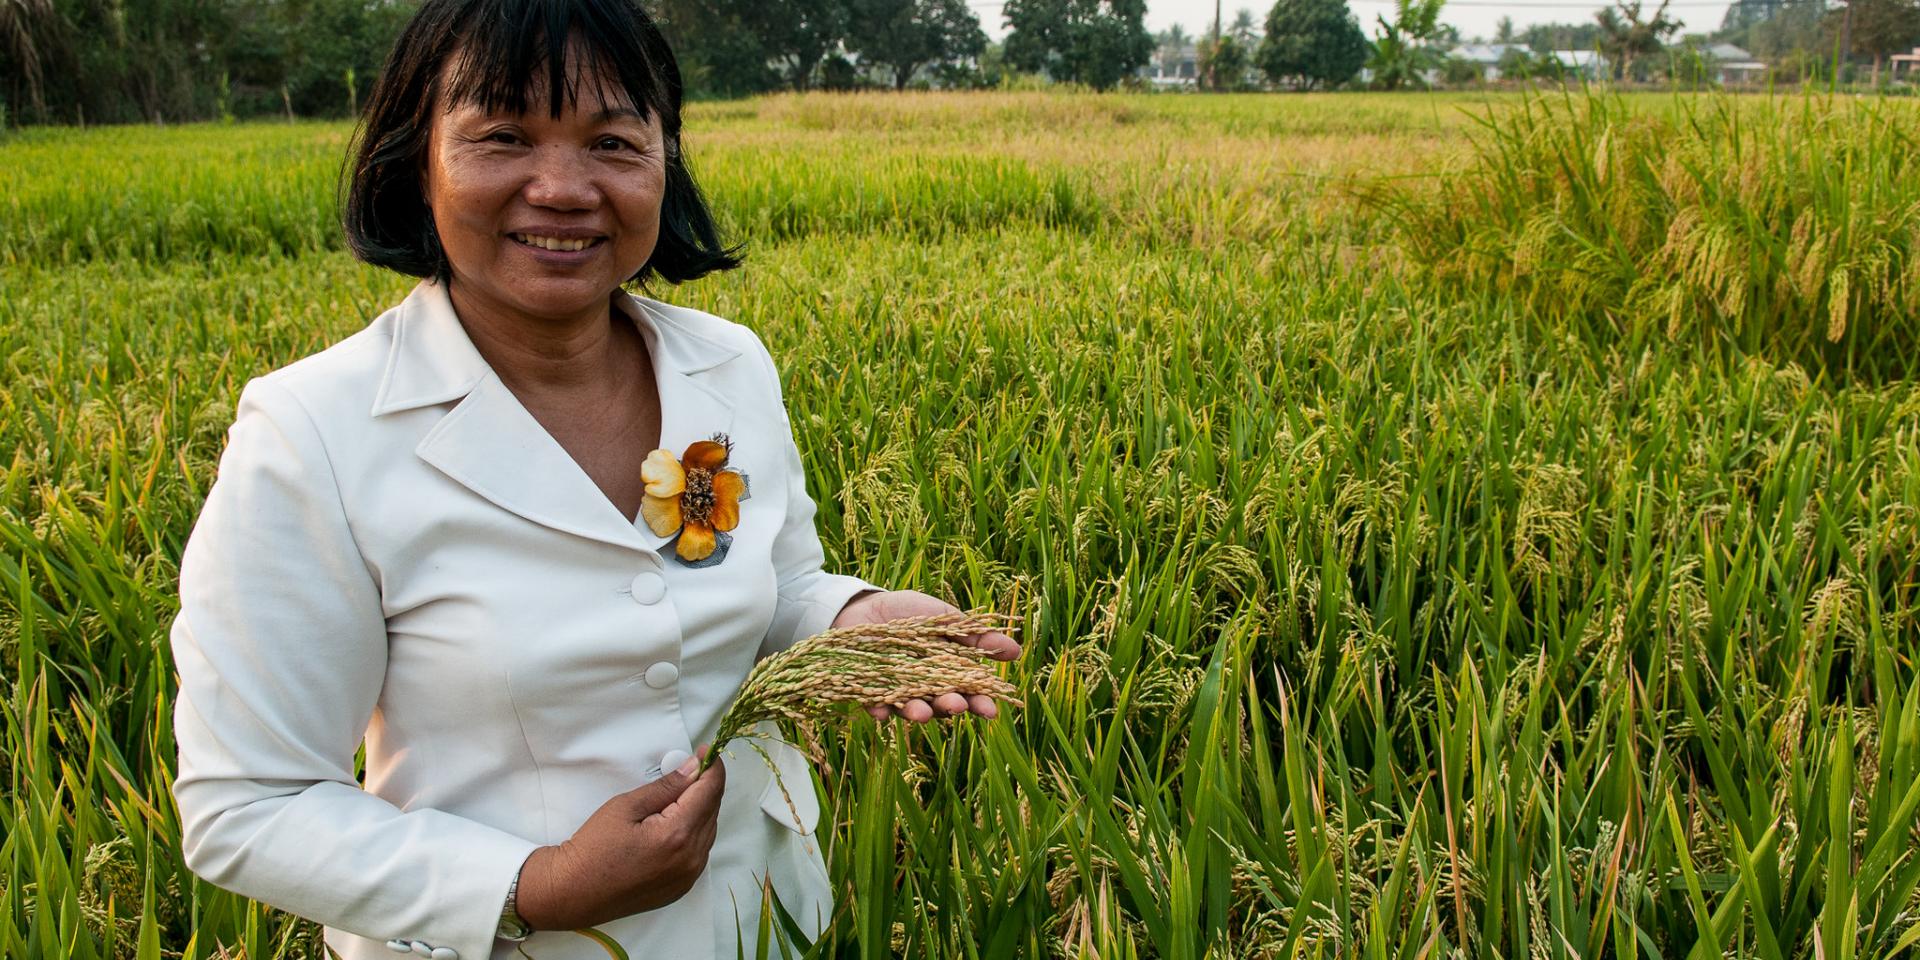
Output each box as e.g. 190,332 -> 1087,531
624,291 -> 741,551
623,289 -> 740,494
372,280 -> 739,555
416,371 -> 659,552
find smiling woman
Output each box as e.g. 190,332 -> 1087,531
165,0 -> 1020,959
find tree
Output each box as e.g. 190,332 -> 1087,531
1366,0 -> 1447,89
1,0 -> 60,120
1664,34 -> 1716,84
1530,50 -> 1571,78
1519,20 -> 1605,52
1228,6 -> 1259,44
1156,22 -> 1190,59
819,51 -> 862,88
848,0 -> 987,89
1717,0 -> 1777,39
1495,14 -> 1515,42
1497,43 -> 1536,77
276,0 -> 417,116
1594,0 -> 1681,80
651,0 -> 785,97
1740,0 -> 1825,62
1825,0 -> 1920,82
662,0 -> 851,91
753,0 -> 850,90
1441,54 -> 1484,84
1002,0 -> 1153,89
1256,0 -> 1367,89
1197,31 -> 1250,88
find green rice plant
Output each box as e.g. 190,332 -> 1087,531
4,92 -> 1920,959
0,92 -> 1493,269
1373,88 -> 1920,380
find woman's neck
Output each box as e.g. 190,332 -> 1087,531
447,280 -> 632,395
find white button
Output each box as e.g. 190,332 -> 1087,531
430,949 -> 459,960
409,943 -> 433,957
386,941 -> 411,954
643,661 -> 680,688
660,748 -> 692,774
630,572 -> 666,604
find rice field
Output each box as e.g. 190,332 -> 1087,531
4,89 -> 1920,958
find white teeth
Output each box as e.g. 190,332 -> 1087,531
513,234 -> 597,252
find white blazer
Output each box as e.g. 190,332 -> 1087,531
169,278 -> 882,960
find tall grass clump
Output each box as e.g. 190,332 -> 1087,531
1378,90 -> 1920,379
0,123 -> 351,265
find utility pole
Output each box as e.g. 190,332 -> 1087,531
1206,0 -> 1222,90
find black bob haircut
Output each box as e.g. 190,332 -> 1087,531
342,0 -> 742,288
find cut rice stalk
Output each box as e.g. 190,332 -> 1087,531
699,607 -> 1023,774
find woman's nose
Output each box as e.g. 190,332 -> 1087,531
521,146 -> 599,211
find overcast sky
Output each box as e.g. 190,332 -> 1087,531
969,0 -> 1739,45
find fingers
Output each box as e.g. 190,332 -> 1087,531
931,692 -> 969,716
863,699 -> 935,722
867,694 -> 1010,723
670,753 -> 726,822
688,775 -> 724,841
655,746 -> 721,809
625,764 -> 696,820
962,629 -> 1022,661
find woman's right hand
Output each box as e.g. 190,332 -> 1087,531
512,746 -> 726,931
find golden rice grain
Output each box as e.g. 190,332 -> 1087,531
699,607 -> 1023,773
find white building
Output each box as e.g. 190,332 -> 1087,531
1546,49 -> 1609,79
1446,43 -> 1529,80
1145,44 -> 1200,89
1894,45 -> 1920,79
1706,43 -> 1768,84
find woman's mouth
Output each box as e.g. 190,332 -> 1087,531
509,233 -> 605,252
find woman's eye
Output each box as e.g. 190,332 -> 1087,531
596,136 -> 632,151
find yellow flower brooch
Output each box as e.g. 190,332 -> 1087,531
641,432 -> 750,567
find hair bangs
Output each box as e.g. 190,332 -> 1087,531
439,0 -> 677,132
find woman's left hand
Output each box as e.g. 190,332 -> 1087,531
830,589 -> 1022,723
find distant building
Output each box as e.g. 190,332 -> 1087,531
1447,45 -> 1610,81
1706,43 -> 1768,84
1446,43 -> 1528,80
1547,49 -> 1609,79
1895,45 -> 1920,79
1146,44 -> 1200,88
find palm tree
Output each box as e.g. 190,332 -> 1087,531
1594,0 -> 1680,80
1367,0 -> 1447,89
1229,7 -> 1259,46
2,0 -> 57,121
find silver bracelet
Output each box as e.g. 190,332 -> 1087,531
496,861 -> 533,941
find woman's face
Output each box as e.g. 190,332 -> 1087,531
422,50 -> 667,323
